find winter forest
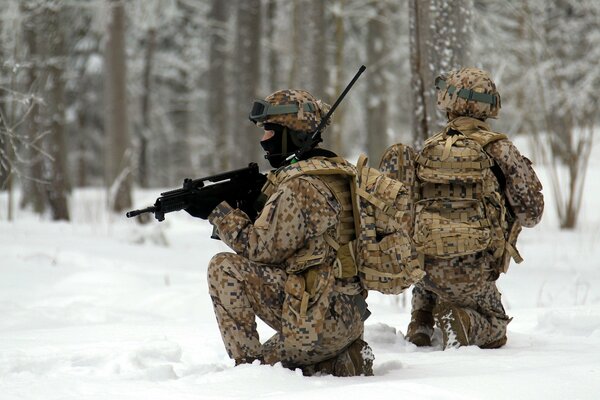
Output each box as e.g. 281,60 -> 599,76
0,0 -> 597,227
1,1 -> 600,399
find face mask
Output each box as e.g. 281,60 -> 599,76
260,124 -> 288,168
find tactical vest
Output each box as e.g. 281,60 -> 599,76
413,117 -> 522,266
261,155 -> 424,295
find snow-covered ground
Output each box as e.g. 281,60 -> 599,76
1,138 -> 600,399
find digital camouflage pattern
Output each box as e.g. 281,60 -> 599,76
437,67 -> 501,120
261,155 -> 423,295
485,140 -> 544,228
380,116 -> 543,349
207,161 -> 367,370
260,89 -> 331,133
412,253 -> 511,348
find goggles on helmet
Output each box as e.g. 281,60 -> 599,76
249,99 -> 317,124
434,75 -> 498,106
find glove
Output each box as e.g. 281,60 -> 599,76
184,196 -> 223,220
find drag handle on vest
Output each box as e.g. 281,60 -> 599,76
288,65 -> 366,162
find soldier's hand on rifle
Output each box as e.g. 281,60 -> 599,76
184,196 -> 224,220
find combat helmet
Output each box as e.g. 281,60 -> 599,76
249,89 -> 331,168
435,67 -> 501,120
249,89 -> 330,133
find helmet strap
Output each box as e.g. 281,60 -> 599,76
281,127 -> 288,155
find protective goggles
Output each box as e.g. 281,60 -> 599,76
249,99 -> 317,124
435,76 -> 498,106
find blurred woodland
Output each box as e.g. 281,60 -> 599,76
0,0 -> 598,229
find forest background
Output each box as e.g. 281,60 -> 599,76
0,0 -> 598,231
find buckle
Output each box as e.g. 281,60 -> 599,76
434,75 -> 447,90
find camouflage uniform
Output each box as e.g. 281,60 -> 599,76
397,68 -> 544,349
208,89 -> 370,374
208,168 -> 366,369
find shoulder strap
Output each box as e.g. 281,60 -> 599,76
466,129 -> 508,147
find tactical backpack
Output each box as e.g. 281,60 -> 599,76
379,119 -> 523,271
263,156 -> 424,295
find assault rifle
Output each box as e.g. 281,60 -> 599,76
126,163 -> 267,222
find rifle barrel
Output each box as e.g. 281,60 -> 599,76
126,206 -> 156,218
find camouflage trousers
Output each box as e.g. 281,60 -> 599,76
207,252 -> 364,368
412,253 -> 511,347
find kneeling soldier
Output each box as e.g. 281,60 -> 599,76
202,90 -> 373,375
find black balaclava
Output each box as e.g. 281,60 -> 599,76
260,123 -> 336,168
260,123 -> 300,168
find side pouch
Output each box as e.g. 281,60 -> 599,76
500,220 -> 523,273
281,264 -> 335,353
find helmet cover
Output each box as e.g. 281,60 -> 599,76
255,89 -> 331,132
436,67 -> 501,119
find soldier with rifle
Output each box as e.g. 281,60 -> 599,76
127,67 -> 375,376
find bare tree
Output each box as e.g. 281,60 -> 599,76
104,0 -> 132,212
408,0 -> 432,147
137,2 -> 158,188
327,0 -> 346,154
365,0 -> 391,163
525,0 -> 599,229
232,0 -> 261,167
208,0 -> 229,171
18,1 -> 46,214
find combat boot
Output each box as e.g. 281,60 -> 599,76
406,310 -> 434,347
481,335 -> 507,349
303,338 -> 374,377
433,302 -> 471,349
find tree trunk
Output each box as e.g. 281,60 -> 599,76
233,0 -> 261,166
327,0 -> 345,155
138,26 -> 156,188
311,0 -> 330,112
44,3 -> 70,221
171,69 -> 192,182
266,0 -> 280,92
409,0 -> 472,147
105,0 -> 132,212
19,1 -> 46,214
409,0 -> 431,147
366,1 -> 390,163
209,0 -> 229,171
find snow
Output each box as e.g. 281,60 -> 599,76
1,140 -> 600,399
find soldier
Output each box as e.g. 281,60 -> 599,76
389,67 -> 544,349
201,89 -> 373,375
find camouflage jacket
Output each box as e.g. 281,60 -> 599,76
484,138 -> 544,228
208,157 -> 362,352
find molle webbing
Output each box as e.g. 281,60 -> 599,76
420,182 -> 484,199
414,122 -> 521,264
319,174 -> 356,246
